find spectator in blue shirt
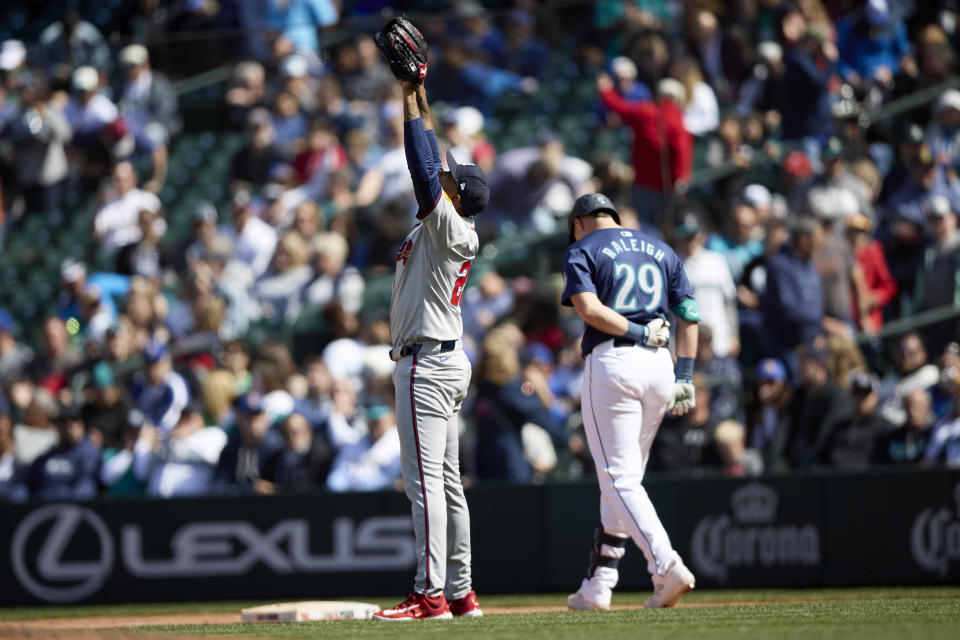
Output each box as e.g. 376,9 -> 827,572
455,1 -> 508,68
57,259 -> 130,324
836,0 -> 912,92
503,11 -> 548,79
777,30 -> 838,144
265,0 -> 339,56
759,217 -> 825,373
130,340 -> 190,435
27,404 -> 100,501
706,200 -> 765,283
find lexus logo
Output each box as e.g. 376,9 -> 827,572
11,504 -> 114,603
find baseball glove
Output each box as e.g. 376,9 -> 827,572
374,16 -> 429,84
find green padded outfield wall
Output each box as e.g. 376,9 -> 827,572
1,469 -> 958,605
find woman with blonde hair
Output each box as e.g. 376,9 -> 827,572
670,57 -> 719,136
202,369 -> 237,426
253,230 -> 314,320
471,325 -> 565,483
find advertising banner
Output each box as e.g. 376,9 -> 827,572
1,469 -> 957,605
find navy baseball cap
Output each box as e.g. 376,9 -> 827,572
568,193 -> 621,244
234,392 -> 264,415
446,150 -> 490,217
757,358 -> 786,383
143,339 -> 169,364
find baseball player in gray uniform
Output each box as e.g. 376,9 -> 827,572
561,194 -> 700,611
372,78 -> 488,621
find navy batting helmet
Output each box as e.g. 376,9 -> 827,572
568,193 -> 621,245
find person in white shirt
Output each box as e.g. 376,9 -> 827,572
142,403 -> 227,498
93,161 -> 164,252
219,189 -> 278,278
63,66 -> 117,140
327,406 -> 401,492
674,212 -> 739,358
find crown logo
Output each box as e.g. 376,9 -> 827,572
731,483 -> 778,524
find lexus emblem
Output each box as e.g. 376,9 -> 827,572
11,504 -> 114,603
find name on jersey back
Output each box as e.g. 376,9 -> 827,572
600,232 -> 666,262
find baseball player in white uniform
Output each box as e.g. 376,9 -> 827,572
561,194 -> 700,611
372,78 -> 487,621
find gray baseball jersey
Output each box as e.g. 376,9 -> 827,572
389,193 -> 478,345
389,191 -> 477,599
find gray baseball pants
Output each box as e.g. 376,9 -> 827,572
392,346 -> 472,599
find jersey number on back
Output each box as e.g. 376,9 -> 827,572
613,262 -> 663,312
450,261 -> 472,306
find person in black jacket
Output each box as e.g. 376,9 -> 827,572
786,344 -> 853,468
214,392 -> 279,493
824,372 -> 891,469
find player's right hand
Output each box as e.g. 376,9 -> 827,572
643,318 -> 670,348
667,379 -> 695,416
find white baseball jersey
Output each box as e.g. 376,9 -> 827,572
389,193 -> 478,346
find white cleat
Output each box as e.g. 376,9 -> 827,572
644,561 -> 696,609
567,589 -> 611,611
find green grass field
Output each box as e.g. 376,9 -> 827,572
2,588 -> 959,640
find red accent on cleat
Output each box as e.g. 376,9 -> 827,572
373,592 -> 453,621
448,590 -> 483,617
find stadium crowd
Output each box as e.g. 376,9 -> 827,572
2,0 -> 960,503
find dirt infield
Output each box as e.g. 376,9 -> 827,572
0,600 -> 805,640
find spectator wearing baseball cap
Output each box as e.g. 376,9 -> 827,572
81,361 -> 135,450
824,372 -> 890,470
746,358 -> 792,471
130,340 -> 190,435
26,403 -> 101,501
836,0 -> 912,91
675,211 -> 739,359
0,308 -> 33,380
926,89 -> 960,171
214,392 -> 281,493
781,150 -> 815,213
56,258 -> 129,326
808,137 -> 876,222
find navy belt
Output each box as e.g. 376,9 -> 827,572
396,340 -> 457,360
584,337 -> 637,358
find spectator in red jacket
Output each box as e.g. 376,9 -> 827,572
597,74 -> 692,225
845,213 -> 897,333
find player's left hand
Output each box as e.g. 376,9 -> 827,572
667,378 -> 695,416
643,318 -> 670,347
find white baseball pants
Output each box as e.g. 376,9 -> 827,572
392,348 -> 473,599
581,340 -> 680,577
